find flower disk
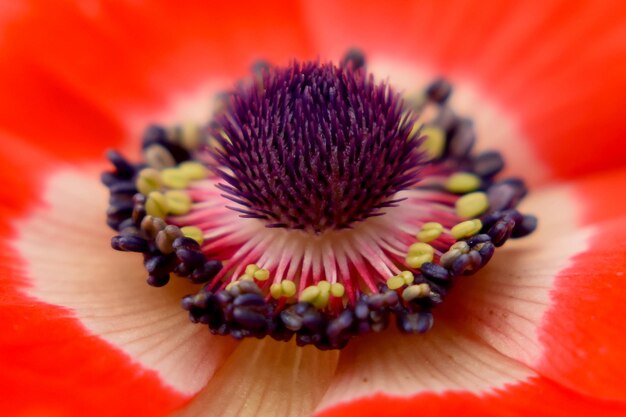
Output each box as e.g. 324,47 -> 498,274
210,61 -> 423,233
103,55 -> 538,350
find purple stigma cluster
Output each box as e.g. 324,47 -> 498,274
210,61 -> 423,232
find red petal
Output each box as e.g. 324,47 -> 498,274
315,376 -> 626,417
0,1 -> 313,156
429,170 -> 626,402
0,201 -> 186,415
303,0 -> 626,180
537,169 -> 626,400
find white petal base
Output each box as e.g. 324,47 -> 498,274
15,168 -> 235,395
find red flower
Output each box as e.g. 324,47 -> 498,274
1,1 -> 625,416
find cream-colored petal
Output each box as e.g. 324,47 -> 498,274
316,324 -> 533,413
15,168 -> 236,395
176,338 -> 339,417
439,184 -> 586,366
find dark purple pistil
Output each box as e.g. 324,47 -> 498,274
210,61 -> 423,233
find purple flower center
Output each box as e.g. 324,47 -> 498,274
210,61 -> 423,233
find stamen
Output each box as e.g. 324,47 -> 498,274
102,53 -> 537,350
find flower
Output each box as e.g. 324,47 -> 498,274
1,1 -> 626,417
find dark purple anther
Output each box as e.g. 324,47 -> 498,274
472,151 -> 505,178
280,307 -> 304,332
190,260 -> 222,284
172,236 -> 201,251
111,235 -> 148,252
448,118 -> 476,159
326,310 -> 355,340
106,149 -> 136,178
489,178 -> 528,212
144,254 -> 177,275
175,248 -> 206,267
340,48 -> 366,70
142,124 -> 191,163
147,273 -> 170,287
421,262 -> 450,282
109,181 -> 138,195
233,293 -> 266,308
512,214 -> 538,238
426,79 -> 452,104
489,217 -> 515,247
232,307 -> 267,330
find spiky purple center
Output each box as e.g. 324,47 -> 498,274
210,61 -> 423,233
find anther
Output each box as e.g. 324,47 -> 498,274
450,219 -> 482,240
281,280 -> 297,297
144,144 -> 176,169
161,168 -> 190,189
164,190 -> 192,215
456,191 -> 489,219
402,283 -> 431,302
405,242 -> 435,268
419,126 -> 446,161
425,79 -> 452,104
155,225 -> 183,254
416,222 -> 444,242
145,191 -> 169,218
180,226 -> 204,245
136,168 -> 162,196
140,215 -> 166,239
178,161 -> 208,180
299,286 -> 321,304
445,172 -> 481,193
386,275 -> 406,290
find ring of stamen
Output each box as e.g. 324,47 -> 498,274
103,53 -> 537,350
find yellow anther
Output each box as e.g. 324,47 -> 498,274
445,172 -> 481,193
405,254 -> 433,269
145,191 -> 169,218
450,219 -> 483,240
245,264 -> 260,275
180,226 -> 204,245
161,168 -> 190,189
281,280 -> 297,298
456,191 -> 489,219
330,282 -> 345,298
136,168 -> 163,196
450,241 -> 470,252
299,286 -> 321,304
440,249 -> 460,268
312,290 -> 330,309
399,270 -> 414,285
270,283 -> 283,299
179,161 -> 208,180
417,222 -> 444,242
253,269 -> 270,281
402,283 -> 431,302
239,274 -> 254,281
317,281 -> 331,292
144,144 -> 176,169
181,123 -> 202,150
225,282 -> 235,291
419,126 -> 445,161
164,190 -> 192,215
386,275 -> 406,290
407,242 -> 435,256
